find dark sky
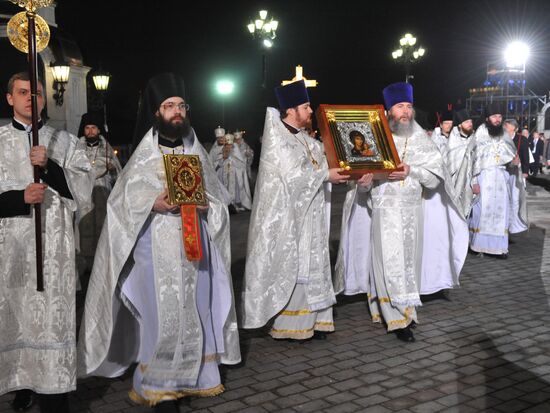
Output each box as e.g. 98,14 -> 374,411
54,0 -> 550,146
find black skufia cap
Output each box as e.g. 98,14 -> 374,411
78,111 -> 105,137
453,109 -> 471,126
132,72 -> 186,149
484,102 -> 503,117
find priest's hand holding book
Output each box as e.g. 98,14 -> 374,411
153,189 -> 179,213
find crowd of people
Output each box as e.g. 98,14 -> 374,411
0,70 -> 534,413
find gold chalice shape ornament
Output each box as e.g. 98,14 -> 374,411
7,0 -> 53,54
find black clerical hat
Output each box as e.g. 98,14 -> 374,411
454,109 -> 471,126
78,111 -> 105,137
132,73 -> 186,149
440,109 -> 453,122
484,102 -> 503,117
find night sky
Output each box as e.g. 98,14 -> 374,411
53,0 -> 550,147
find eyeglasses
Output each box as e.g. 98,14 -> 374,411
161,102 -> 190,111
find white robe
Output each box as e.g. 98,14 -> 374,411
0,123 -> 93,395
77,128 -> 240,403
469,124 -> 528,254
77,135 -> 122,263
211,143 -> 252,210
242,108 -> 335,331
447,126 -> 476,218
335,123 -> 467,329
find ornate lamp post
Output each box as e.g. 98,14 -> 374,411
246,9 -> 279,89
91,68 -> 110,133
50,60 -> 70,106
391,33 -> 426,83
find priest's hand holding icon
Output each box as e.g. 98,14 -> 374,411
388,163 -> 410,181
153,189 -> 179,213
30,145 -> 48,168
328,168 -> 350,184
357,173 -> 374,188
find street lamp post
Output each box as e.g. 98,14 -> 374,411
246,10 -> 278,89
391,33 -> 426,83
50,60 -> 70,106
216,80 -> 234,126
92,68 -> 110,134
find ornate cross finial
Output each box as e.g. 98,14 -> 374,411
281,65 -> 318,88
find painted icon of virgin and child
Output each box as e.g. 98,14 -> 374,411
349,130 -> 374,157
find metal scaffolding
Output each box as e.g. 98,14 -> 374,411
466,62 -> 546,129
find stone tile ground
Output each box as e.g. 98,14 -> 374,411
2,178 -> 550,413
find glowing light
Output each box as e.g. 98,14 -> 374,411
504,41 -> 530,68
216,80 -> 234,95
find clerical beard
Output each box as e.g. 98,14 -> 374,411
389,117 -> 415,137
155,114 -> 191,140
485,119 -> 503,137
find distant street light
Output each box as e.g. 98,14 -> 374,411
391,33 -> 426,83
216,79 -> 235,126
504,41 -> 529,70
246,9 -> 279,89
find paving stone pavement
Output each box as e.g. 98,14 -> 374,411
2,177 -> 550,413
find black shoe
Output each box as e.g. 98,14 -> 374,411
12,390 -> 35,412
228,205 -> 237,215
394,326 -> 415,343
312,331 -> 328,340
154,400 -> 179,413
499,253 -> 508,259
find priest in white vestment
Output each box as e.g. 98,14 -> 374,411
335,82 -> 467,342
210,133 -> 252,212
242,80 -> 349,341
77,73 -> 240,411
76,112 -> 122,280
469,103 -> 528,257
446,109 -> 476,218
0,72 -> 93,413
431,109 -> 453,154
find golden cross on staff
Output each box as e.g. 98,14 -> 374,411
7,0 -> 54,292
281,65 -> 318,88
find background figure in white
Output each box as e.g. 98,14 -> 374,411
234,129 -> 254,184
469,103 -> 528,258
212,133 -> 252,212
446,109 -> 476,218
431,109 -> 453,154
77,112 -> 122,281
209,126 -> 225,161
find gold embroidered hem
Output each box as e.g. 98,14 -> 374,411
269,326 -> 315,340
386,307 -> 415,332
314,321 -> 335,332
129,384 -> 225,406
469,227 -> 508,235
280,309 -> 313,316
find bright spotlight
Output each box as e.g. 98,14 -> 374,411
263,39 -> 273,48
504,41 -> 530,68
216,80 -> 234,95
